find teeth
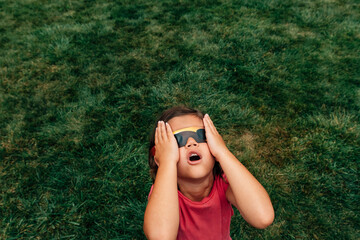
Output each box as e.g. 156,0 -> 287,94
191,154 -> 198,157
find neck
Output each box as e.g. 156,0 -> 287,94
177,172 -> 214,202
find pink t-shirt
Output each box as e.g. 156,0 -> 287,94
148,175 -> 234,239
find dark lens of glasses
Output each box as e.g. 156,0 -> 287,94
174,134 -> 183,147
174,129 -> 206,148
196,129 -> 206,140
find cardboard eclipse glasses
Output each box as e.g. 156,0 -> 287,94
173,127 -> 207,147
151,127 -> 206,156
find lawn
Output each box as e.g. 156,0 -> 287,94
0,0 -> 359,239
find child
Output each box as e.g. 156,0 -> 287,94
143,106 -> 274,239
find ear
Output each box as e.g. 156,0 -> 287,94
154,157 -> 160,167
151,146 -> 159,166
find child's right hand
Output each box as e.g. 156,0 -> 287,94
154,121 -> 179,166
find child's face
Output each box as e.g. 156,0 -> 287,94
168,114 -> 215,181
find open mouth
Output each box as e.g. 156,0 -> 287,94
189,153 -> 201,161
188,151 -> 202,164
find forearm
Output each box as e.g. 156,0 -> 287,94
218,149 -> 274,228
143,163 -> 179,239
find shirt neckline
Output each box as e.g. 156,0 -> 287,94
177,176 -> 219,205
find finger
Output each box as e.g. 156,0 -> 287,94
203,115 -> 211,131
165,122 -> 174,139
205,114 -> 217,133
155,122 -> 160,145
159,121 -> 167,141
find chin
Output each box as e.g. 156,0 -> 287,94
177,159 -> 215,180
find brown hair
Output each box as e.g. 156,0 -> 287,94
148,106 -> 223,181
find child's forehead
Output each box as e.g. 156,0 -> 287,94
168,114 -> 204,132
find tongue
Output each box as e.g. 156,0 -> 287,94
190,155 -> 200,161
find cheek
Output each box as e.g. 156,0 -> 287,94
200,143 -> 212,155
179,148 -> 187,160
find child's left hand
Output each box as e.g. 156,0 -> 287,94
203,114 -> 229,159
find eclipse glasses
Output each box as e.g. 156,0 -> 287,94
173,127 -> 206,147
151,126 -> 206,156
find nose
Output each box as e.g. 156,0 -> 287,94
185,137 -> 198,148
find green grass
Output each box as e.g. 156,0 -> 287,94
0,0 -> 359,239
